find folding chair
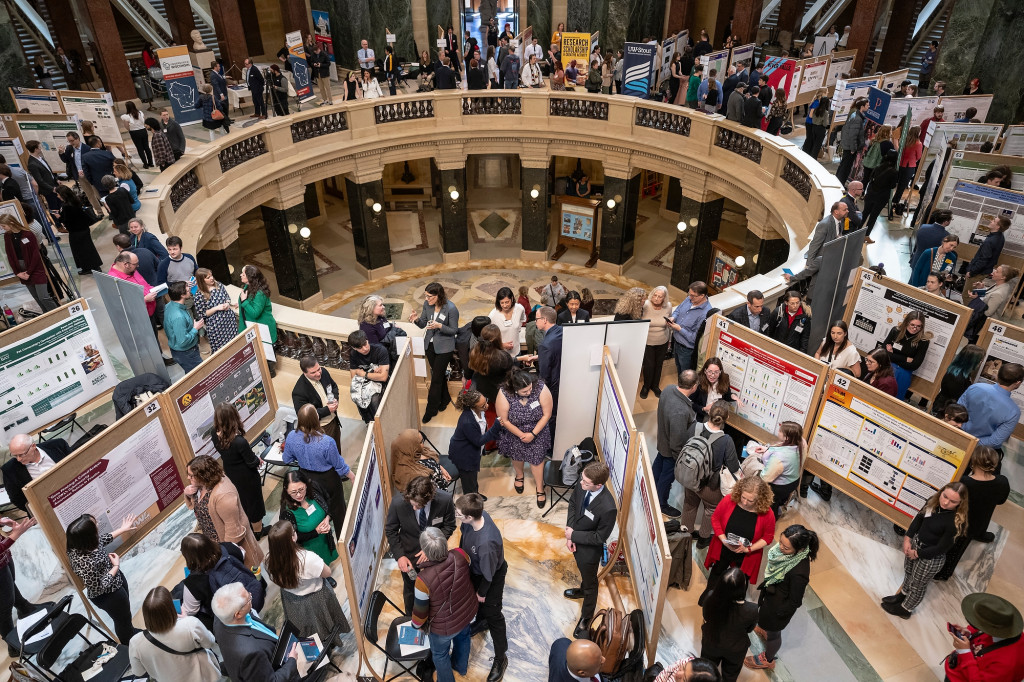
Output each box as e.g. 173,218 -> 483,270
542,454 -> 574,518
37,412 -> 85,445
363,590 -> 431,682
420,430 -> 461,493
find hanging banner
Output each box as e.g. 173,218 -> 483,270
762,56 -> 797,98
311,10 -> 334,62
9,87 -> 62,115
864,86 -> 892,125
561,32 -> 591,74
156,45 -> 203,126
622,42 -> 657,99
57,91 -> 120,143
286,30 -> 315,102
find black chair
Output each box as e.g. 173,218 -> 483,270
363,590 -> 431,682
542,454 -> 574,518
37,412 -> 84,445
4,600 -> 60,663
420,431 -> 461,492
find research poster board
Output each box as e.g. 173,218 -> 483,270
560,32 -> 592,75
786,62 -> 802,105
922,122 -> 1004,159
705,314 -> 828,444
2,114 -> 81,170
947,180 -> 1024,257
878,69 -> 910,95
796,57 -> 831,100
824,50 -> 856,91
373,337 -> 412,488
806,371 -> 974,526
831,75 -> 881,124
927,151 -> 1024,218
880,96 -> 940,130
9,87 -> 63,115
1000,125 -> 1024,157
938,94 -> 994,125
975,319 -> 1024,439
843,268 -> 969,400
700,49 -> 730,81
0,299 -> 118,447
729,43 -> 755,70
165,327 -> 277,458
57,90 -> 120,142
597,349 -> 634,504
622,436 -> 670,661
657,34 -> 676,86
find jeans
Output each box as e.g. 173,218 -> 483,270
673,343 -> 694,375
91,581 -> 137,644
652,453 -> 676,509
429,622 -> 472,682
504,79 -> 517,89
170,345 -> 202,373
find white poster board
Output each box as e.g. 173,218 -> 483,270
346,429 -> 385,619
922,123 -> 1005,170
976,321 -> 1024,438
10,88 -> 63,115
938,94 -> 994,125
930,152 -> 1024,214
624,437 -> 667,653
878,69 -> 910,94
658,35 -> 676,85
598,353 -> 630,503
0,303 -> 118,446
797,57 -> 830,96
729,43 -> 755,69
701,49 -> 730,80
824,52 -> 855,90
11,117 -> 81,171
787,63 -> 802,104
947,180 -> 1024,256
57,92 -> 120,143
1000,126 -> 1024,157
831,76 -> 881,123
881,96 -> 939,130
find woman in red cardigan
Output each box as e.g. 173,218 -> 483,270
703,476 -> 777,592
1,214 -> 57,312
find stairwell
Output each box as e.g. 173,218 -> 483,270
901,0 -> 950,84
8,0 -> 67,90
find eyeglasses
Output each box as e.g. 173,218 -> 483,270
10,446 -> 34,460
287,486 -> 307,497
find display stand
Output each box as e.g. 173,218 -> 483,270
792,55 -> 832,106
975,319 -> 1024,439
373,336 -> 414,488
805,370 -> 975,528
824,50 -> 857,92
937,94 -> 995,124
552,196 -> 599,260
999,125 -> 1024,157
707,240 -> 744,294
0,113 -> 81,175
8,87 -> 63,114
703,314 -> 829,445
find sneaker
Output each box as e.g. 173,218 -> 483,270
744,653 -> 775,670
661,505 -> 681,518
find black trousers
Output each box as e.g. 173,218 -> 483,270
474,563 -> 508,659
251,87 -> 267,117
424,346 -> 453,415
641,342 -> 669,392
91,581 -> 137,644
459,470 -> 479,494
935,535 -> 971,580
862,198 -> 888,236
575,556 -> 600,622
769,479 -> 799,518
700,649 -> 744,682
302,468 -> 346,539
836,149 -> 856,185
128,128 -> 153,167
0,560 -> 32,638
356,391 -> 382,423
401,566 -> 416,614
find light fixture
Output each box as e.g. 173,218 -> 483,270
735,255 -> 746,267
606,198 -> 616,210
607,194 -> 622,219
287,223 -> 298,234
448,185 -> 460,201
689,217 -> 699,227
530,185 -> 540,200
371,202 -> 382,214
299,226 -> 311,239
228,264 -> 235,274
676,221 -> 686,233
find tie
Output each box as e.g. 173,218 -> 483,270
582,491 -> 593,512
418,508 -> 427,531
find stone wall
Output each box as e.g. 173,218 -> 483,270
0,3 -> 33,113
311,0 -> 414,71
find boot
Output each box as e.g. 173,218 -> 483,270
881,592 -> 903,604
810,480 -> 832,501
881,600 -> 912,620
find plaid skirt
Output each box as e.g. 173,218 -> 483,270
281,579 -> 351,646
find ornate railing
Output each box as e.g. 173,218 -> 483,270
635,107 -> 691,136
218,134 -> 268,173
549,98 -> 608,120
715,128 -> 763,164
461,96 -> 522,115
291,112 -> 348,142
782,160 -> 812,201
273,328 -> 349,370
374,100 -> 434,123
169,168 -> 200,212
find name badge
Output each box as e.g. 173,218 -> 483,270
503,319 -> 513,327
437,314 -> 446,322
21,238 -> 30,245
530,400 -> 540,409
794,324 -> 804,333
382,321 -> 391,328
305,505 -> 317,516
432,517 -> 443,524
584,509 -> 595,520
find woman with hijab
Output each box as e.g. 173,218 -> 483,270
391,428 -> 451,492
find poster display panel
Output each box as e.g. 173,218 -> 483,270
1000,126 -> 1024,157
928,151 -> 1024,217
311,10 -> 333,61
787,63 -> 802,104
9,87 -> 62,114
762,56 -> 797,98
597,353 -> 631,503
0,300 -> 118,446
922,122 -> 1003,157
560,33 -> 592,75
880,96 -> 939,129
831,76 -> 881,123
938,95 -> 994,124
344,428 -> 385,620
729,43 -> 755,69
9,116 -> 80,170
878,69 -> 910,94
286,31 -> 314,101
622,43 -> 657,98
57,91 -> 120,142
947,180 -> 1024,256
168,329 -> 275,457
658,35 -> 676,85
824,50 -> 856,90
157,46 -> 203,126
808,373 -> 971,522
700,49 -> 729,80
797,57 -> 830,96
975,320 -> 1024,439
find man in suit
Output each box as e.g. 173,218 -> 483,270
384,476 -> 456,613
548,637 -> 605,682
81,136 -> 115,199
725,81 -> 746,122
434,58 -> 457,90
909,209 -> 952,267
563,462 -> 616,639
720,65 -> 739,112
784,201 -> 849,298
741,85 -> 764,128
244,58 -> 267,120
840,181 -> 863,232
496,37 -> 510,70
212,582 -> 300,682
726,290 -> 769,334
25,141 -> 60,209
534,307 -> 563,434
292,355 -> 341,452
2,434 -> 71,514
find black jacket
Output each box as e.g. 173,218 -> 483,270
726,304 -> 770,334
969,230 -> 1005,277
566,484 -> 616,565
213,613 -> 298,682
58,143 -> 87,179
81,147 -> 115,192
0,177 -> 20,202
741,96 -> 763,127
557,309 -> 591,325
767,304 -> 811,354
757,558 -> 810,631
882,327 -> 929,372
840,193 -> 863,231
247,64 -> 265,91
448,409 -> 502,473
309,50 -> 330,78
112,372 -> 169,418
291,369 -> 340,422
702,599 -> 758,658
384,490 -> 456,562
1,439 -> 71,512
27,156 -> 57,194
434,64 -> 457,90
279,480 -> 336,555
127,246 -> 159,286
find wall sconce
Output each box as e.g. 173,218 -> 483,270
735,255 -> 746,268
228,264 -> 235,274
298,226 -> 312,254
606,194 -> 622,220
447,185 -> 460,211
365,197 -> 383,227
689,217 -> 699,228
530,184 -> 540,209
676,221 -> 686,233
299,226 -> 311,239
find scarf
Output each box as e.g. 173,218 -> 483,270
763,543 -> 809,585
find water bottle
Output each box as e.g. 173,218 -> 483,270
407,566 -> 417,581
188,276 -> 198,298
2,305 -> 16,327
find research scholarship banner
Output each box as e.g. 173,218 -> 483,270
622,43 -> 657,98
312,11 -> 334,62
561,32 -> 591,74
286,30 -> 315,102
156,46 -> 202,126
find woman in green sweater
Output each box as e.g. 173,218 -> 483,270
238,265 -> 278,376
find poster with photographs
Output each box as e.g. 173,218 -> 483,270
976,320 -> 1024,438
558,199 -> 597,244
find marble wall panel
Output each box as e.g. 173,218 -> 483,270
369,0 -> 417,64
529,0 -> 553,55
426,0 -> 453,53
567,0 -> 591,33
311,0 -> 370,71
0,3 -> 34,113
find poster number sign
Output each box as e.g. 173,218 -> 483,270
68,302 -> 84,316
834,374 -> 851,390
144,400 -> 161,417
716,318 -> 729,331
990,323 -> 1006,336
245,328 -> 258,343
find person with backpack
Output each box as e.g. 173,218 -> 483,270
767,290 -> 811,354
679,402 -> 741,550
702,476 -> 776,596
654,370 -> 699,517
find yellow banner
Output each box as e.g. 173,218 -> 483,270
561,32 -> 591,71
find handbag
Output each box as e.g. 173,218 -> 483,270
211,108 -> 225,121
8,661 -> 33,682
719,465 -> 738,496
350,371 -> 383,408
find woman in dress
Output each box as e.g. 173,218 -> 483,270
448,389 -> 503,496
0,214 -> 57,312
264,521 -> 349,648
361,68 -> 384,99
391,428 -> 451,492
881,483 -> 967,619
862,348 -> 898,396
749,421 -> 804,517
344,69 -> 363,100
640,286 -> 672,399
279,470 -> 338,565
910,235 -> 959,287
932,344 -> 984,416
184,455 -> 264,570
408,282 -> 459,422
193,268 -> 238,353
700,567 -> 757,682
66,513 -> 139,643
488,286 -> 527,354
813,320 -> 861,377
744,525 -> 819,671
54,185 -> 102,275
692,358 -> 735,422
238,265 -> 277,376
668,52 -> 684,104
128,586 -> 221,682
703,476 -> 776,593
212,403 -> 265,538
766,88 -> 787,135
882,311 -> 929,399
613,287 -> 646,321
496,370 -> 553,508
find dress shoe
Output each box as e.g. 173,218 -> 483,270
976,531 -> 995,543
695,535 -> 712,550
881,592 -> 903,604
661,505 -> 681,518
573,616 -> 590,640
809,481 -> 832,501
639,388 -> 649,400
652,387 -> 662,397
422,412 -> 434,424
486,655 -> 508,681
438,401 -> 449,412
563,588 -> 584,599
480,494 -> 488,501
536,492 -> 547,508
881,600 -> 912,620
744,653 -> 775,670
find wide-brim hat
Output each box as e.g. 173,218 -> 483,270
962,593 -> 1023,639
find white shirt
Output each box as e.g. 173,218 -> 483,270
121,113 -> 146,131
362,78 -> 384,98
488,57 -> 499,81
26,450 -> 56,478
473,409 -> 488,455
276,549 -> 326,596
521,62 -> 542,87
524,43 -> 543,61
489,305 -> 526,349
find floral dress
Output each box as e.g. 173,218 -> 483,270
194,283 -> 238,352
497,379 -> 551,465
194,490 -> 219,541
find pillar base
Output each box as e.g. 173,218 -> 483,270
596,257 -> 636,277
275,290 -> 325,311
352,261 -> 396,280
520,249 -> 548,262
442,250 -> 471,264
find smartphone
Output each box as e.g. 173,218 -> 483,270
947,622 -> 963,636
173,599 -> 182,614
663,316 -> 673,323
782,268 -> 795,276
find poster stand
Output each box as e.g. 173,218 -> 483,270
824,49 -> 857,93
553,196 -> 599,260
373,336 -> 415,488
975,319 -> 1024,439
804,369 -> 975,528
703,314 -> 829,445
791,55 -> 832,107
999,125 -> 1024,157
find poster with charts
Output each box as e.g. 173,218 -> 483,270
922,123 -> 1004,164
976,320 -> 1024,438
11,117 -> 81,171
824,51 -> 855,90
9,88 -> 62,115
57,92 -> 121,143
598,356 -> 630,503
715,329 -> 820,436
947,180 -> 1024,256
0,304 -> 117,446
347,430 -> 384,619
830,76 -> 881,123
929,152 -> 1024,216
700,49 -> 729,81
810,380 -> 964,518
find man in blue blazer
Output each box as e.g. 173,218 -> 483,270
535,306 -> 562,410
909,209 -> 952,267
548,637 -> 604,681
80,136 -> 115,197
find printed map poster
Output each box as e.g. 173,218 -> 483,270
9,87 -> 62,115
0,302 -> 118,446
809,376 -> 967,519
57,91 -> 120,142
286,30 -> 315,101
157,45 -> 202,126
312,10 -> 333,62
947,180 -> 1024,256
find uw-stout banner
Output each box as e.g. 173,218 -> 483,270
156,46 -> 202,126
864,86 -> 891,125
312,11 -> 333,62
286,30 -> 315,101
622,43 -> 657,98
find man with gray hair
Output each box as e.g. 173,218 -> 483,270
411,527 -> 479,682
212,582 -> 300,682
1,434 -> 70,513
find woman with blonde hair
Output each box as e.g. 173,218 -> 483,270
358,294 -> 391,344
391,428 -> 450,492
193,267 -> 237,352
613,286 -> 647,321
702,475 -> 776,591
883,310 -> 929,399
881,482 -> 968,619
862,124 -> 894,185
640,286 -> 672,399
112,162 -> 142,211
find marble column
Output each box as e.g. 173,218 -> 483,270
345,177 -> 393,275
845,0 -> 884,76
208,0 -> 250,71
426,0 -> 452,52
0,3 -> 33,113
279,0 -> 310,36
260,201 -> 322,303
671,194 -> 724,290
162,0 -> 197,47
731,0 -> 760,45
597,169 -> 641,272
197,217 -> 243,287
529,0 -> 552,59
521,164 -> 552,259
237,0 -> 264,57
743,208 -> 789,277
876,1 -> 914,73
438,166 -> 469,261
81,0 -> 135,100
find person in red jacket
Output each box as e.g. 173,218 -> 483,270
945,592 -> 1024,682
703,476 -> 777,591
0,214 -> 57,312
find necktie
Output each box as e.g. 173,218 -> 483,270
418,507 -> 427,531
582,491 -> 592,511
